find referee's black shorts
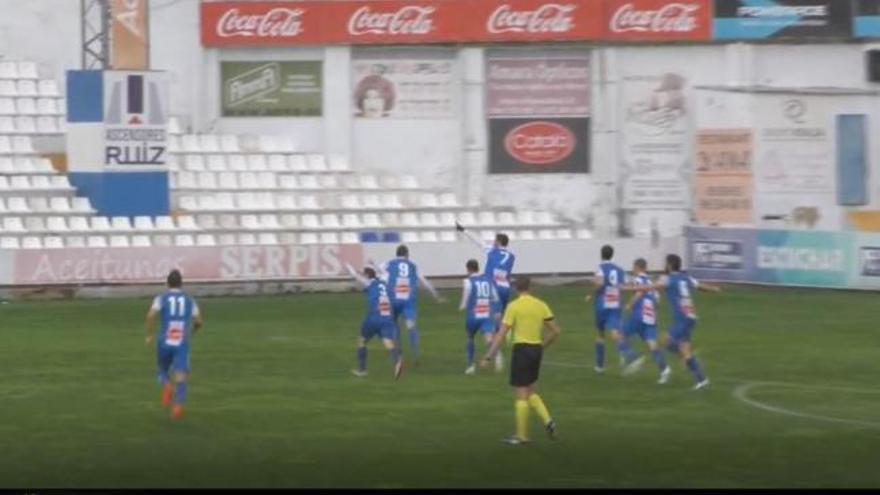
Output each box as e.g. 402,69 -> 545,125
510,343 -> 543,387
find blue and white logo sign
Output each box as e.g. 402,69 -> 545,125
713,0 -> 851,40
103,72 -> 168,166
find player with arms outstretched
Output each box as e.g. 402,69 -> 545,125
145,269 -> 203,420
623,258 -> 671,384
587,245 -> 643,375
370,244 -> 444,365
460,259 -> 502,375
345,263 -> 404,380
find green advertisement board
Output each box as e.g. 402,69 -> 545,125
220,61 -> 322,117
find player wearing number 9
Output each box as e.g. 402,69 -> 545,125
145,269 -> 203,420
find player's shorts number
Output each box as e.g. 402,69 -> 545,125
641,299 -> 656,325
493,269 -> 509,287
165,321 -> 185,347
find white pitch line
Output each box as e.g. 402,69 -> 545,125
731,382 -> 880,430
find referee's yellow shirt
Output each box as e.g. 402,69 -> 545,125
502,293 -> 554,345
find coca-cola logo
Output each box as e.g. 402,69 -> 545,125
216,7 -> 305,38
504,121 -> 576,165
487,4 -> 576,34
610,3 -> 699,33
348,5 -> 435,36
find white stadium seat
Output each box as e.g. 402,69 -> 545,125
38,80 -> 59,97
72,197 -> 93,213
24,217 -> 44,231
0,237 -> 20,249
220,135 -> 240,153
0,62 -> 17,79
320,214 -> 340,229
175,235 -> 195,247
65,236 -> 86,248
402,232 -> 420,243
300,232 -> 319,245
46,216 -> 68,232
420,231 -> 439,242
154,216 -> 176,231
258,233 -> 278,245
14,116 -> 36,133
109,235 -> 130,248
196,234 -> 216,246
16,80 -> 37,97
17,61 -> 38,79
152,235 -> 173,247
238,233 -> 257,246
280,214 -> 299,228
90,217 -> 111,232
319,232 -> 339,244
132,235 -> 152,247
340,232 -> 359,244
111,217 -> 133,231
0,80 -> 16,96
133,217 -> 155,232
68,216 -> 90,232
0,98 -> 14,115
288,155 -> 307,172
44,236 -> 64,249
16,97 -> 37,115
87,236 -> 108,248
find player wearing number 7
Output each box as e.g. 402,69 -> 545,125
145,269 -> 203,420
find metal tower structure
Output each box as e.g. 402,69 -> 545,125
81,0 -> 111,69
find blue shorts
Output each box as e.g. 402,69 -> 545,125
466,317 -> 495,337
157,343 -> 190,374
496,286 -> 511,311
361,316 -> 397,341
595,308 -> 622,333
392,299 -> 417,322
624,318 -> 658,342
669,318 -> 697,344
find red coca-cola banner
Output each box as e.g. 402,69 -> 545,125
603,0 -> 712,40
200,0 -> 607,46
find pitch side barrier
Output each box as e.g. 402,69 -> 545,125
0,237 -> 684,299
686,226 -> 880,291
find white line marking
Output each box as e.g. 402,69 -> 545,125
732,382 -> 880,430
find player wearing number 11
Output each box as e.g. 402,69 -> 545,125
145,269 -> 203,420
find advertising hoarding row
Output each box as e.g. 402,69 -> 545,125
202,1 -> 880,45
687,226 -> 880,289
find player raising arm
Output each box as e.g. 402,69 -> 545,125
145,269 -> 203,420
622,254 -> 720,390
368,244 -> 445,365
460,259 -> 502,375
481,277 -> 559,446
345,263 -> 404,380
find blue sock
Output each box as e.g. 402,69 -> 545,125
174,381 -> 187,405
617,340 -> 639,364
666,341 -> 680,355
595,342 -> 605,368
157,371 -> 169,385
686,357 -> 706,383
651,349 -> 667,371
408,326 -> 420,361
357,346 -> 367,371
389,347 -> 400,365
466,337 -> 475,366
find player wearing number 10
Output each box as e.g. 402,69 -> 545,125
145,269 -> 203,420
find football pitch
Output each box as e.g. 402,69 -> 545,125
3,284 -> 879,488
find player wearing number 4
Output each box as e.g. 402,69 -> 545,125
370,245 -> 444,366
145,269 -> 203,420
345,263 -> 404,380
460,259 -> 502,375
586,245 -> 644,376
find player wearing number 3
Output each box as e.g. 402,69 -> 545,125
145,269 -> 203,420
460,259 -> 502,375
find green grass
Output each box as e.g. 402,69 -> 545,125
3,284 -> 880,488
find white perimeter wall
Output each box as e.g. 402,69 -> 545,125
5,2 -> 880,239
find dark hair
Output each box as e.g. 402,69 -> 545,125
514,276 -> 531,293
167,269 -> 183,288
496,233 -> 509,247
396,244 -> 409,258
353,74 -> 395,114
601,244 -> 614,261
364,267 -> 377,280
466,259 -> 479,273
634,258 -> 647,270
666,254 -> 682,272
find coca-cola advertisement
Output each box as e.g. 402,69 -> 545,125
465,0 -> 604,42
489,118 -> 590,174
604,0 -> 712,40
200,0 -> 604,46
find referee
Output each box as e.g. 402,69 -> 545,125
481,276 -> 560,445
